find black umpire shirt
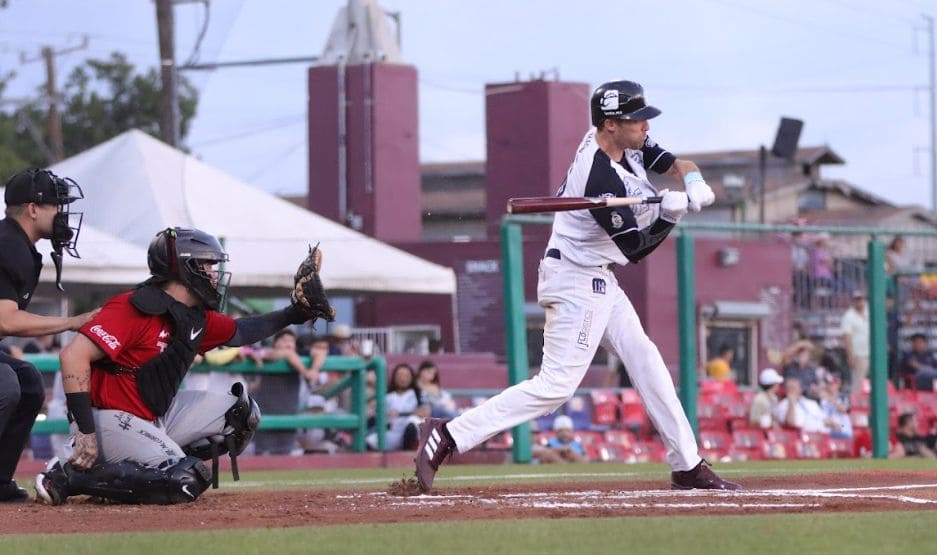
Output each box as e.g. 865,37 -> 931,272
0,218 -> 42,337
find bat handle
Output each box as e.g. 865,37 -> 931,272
644,196 -> 663,204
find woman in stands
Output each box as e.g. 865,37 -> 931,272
416,360 -> 458,419
368,363 -> 429,450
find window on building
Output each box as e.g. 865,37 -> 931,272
797,189 -> 825,212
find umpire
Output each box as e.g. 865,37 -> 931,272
0,168 -> 95,502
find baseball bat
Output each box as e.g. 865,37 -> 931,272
506,195 -> 663,214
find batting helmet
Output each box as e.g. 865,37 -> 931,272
590,80 -> 661,127
147,227 -> 232,311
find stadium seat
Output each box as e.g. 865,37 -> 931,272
564,396 -> 593,430
603,429 -> 636,449
620,388 -> 641,406
699,430 -> 732,462
589,390 -> 621,426
620,402 -> 651,438
697,403 -> 729,432
485,431 -> 514,450
795,432 -> 831,459
827,436 -> 854,458
731,428 -> 765,460
699,379 -> 739,398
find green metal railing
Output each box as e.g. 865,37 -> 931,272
28,354 -> 387,452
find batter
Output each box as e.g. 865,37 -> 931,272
415,80 -> 740,492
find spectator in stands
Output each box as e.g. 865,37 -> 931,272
885,235 -> 915,275
368,363 -> 429,451
749,368 -> 783,430
786,230 -> 812,308
328,324 -> 360,357
840,291 -> 870,392
774,377 -> 829,433
251,330 -> 320,456
416,360 -> 458,419
296,396 -> 344,455
818,374 -> 852,439
533,415 -> 587,463
782,342 -> 821,400
893,412 -> 936,458
263,329 -> 321,393
899,333 -> 937,391
809,233 -> 835,306
704,345 -> 734,382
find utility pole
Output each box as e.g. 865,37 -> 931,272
925,14 -> 937,212
20,37 -> 88,163
156,0 -> 179,147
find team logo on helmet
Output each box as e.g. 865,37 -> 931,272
601,90 -> 620,113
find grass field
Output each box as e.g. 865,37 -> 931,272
4,458 -> 937,555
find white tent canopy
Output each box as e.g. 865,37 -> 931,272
1,187 -> 149,288
46,130 -> 456,295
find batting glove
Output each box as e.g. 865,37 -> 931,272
684,171 -> 715,212
659,189 -> 689,223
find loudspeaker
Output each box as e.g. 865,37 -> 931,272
771,117 -> 803,159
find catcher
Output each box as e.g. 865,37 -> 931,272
35,227 -> 334,505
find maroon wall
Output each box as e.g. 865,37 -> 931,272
619,237 -> 792,376
308,65 -> 340,220
484,80 -> 590,237
308,63 -> 420,242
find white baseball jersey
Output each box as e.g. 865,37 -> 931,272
548,130 -> 674,266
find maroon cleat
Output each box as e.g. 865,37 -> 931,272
671,460 -> 741,491
414,418 -> 454,493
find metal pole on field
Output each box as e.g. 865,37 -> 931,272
676,231 -> 699,435
500,221 -> 532,462
867,238 -> 889,458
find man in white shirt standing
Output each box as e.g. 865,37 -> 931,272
840,291 -> 870,392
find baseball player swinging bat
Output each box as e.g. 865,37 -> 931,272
506,195 -> 663,214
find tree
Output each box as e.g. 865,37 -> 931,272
0,52 -> 198,179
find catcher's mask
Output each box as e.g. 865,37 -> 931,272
4,168 -> 85,291
147,227 -> 232,311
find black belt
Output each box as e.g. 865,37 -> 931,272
544,248 -> 615,269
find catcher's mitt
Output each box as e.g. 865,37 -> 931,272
291,243 -> 336,324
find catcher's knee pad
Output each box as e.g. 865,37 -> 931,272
183,382 -> 260,487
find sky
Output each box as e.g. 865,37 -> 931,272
2,0 -> 937,208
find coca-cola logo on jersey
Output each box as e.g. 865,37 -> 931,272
89,324 -> 121,350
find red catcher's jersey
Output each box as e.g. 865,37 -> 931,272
80,291 -> 237,421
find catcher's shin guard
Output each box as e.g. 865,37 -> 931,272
59,456 -> 212,504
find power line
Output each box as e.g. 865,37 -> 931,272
820,0 -> 917,25
701,0 -> 911,51
191,115 -> 305,147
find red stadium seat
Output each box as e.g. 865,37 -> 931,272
603,429 -> 636,449
795,432 -> 831,459
590,390 -> 621,426
697,403 -> 729,432
699,430 -> 732,462
827,436 -> 854,458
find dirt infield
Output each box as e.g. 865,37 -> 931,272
2,470 -> 937,535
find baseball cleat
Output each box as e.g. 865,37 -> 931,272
35,457 -> 69,505
414,417 -> 454,493
671,460 -> 741,491
0,480 -> 29,503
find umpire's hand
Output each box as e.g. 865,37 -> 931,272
69,431 -> 98,470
